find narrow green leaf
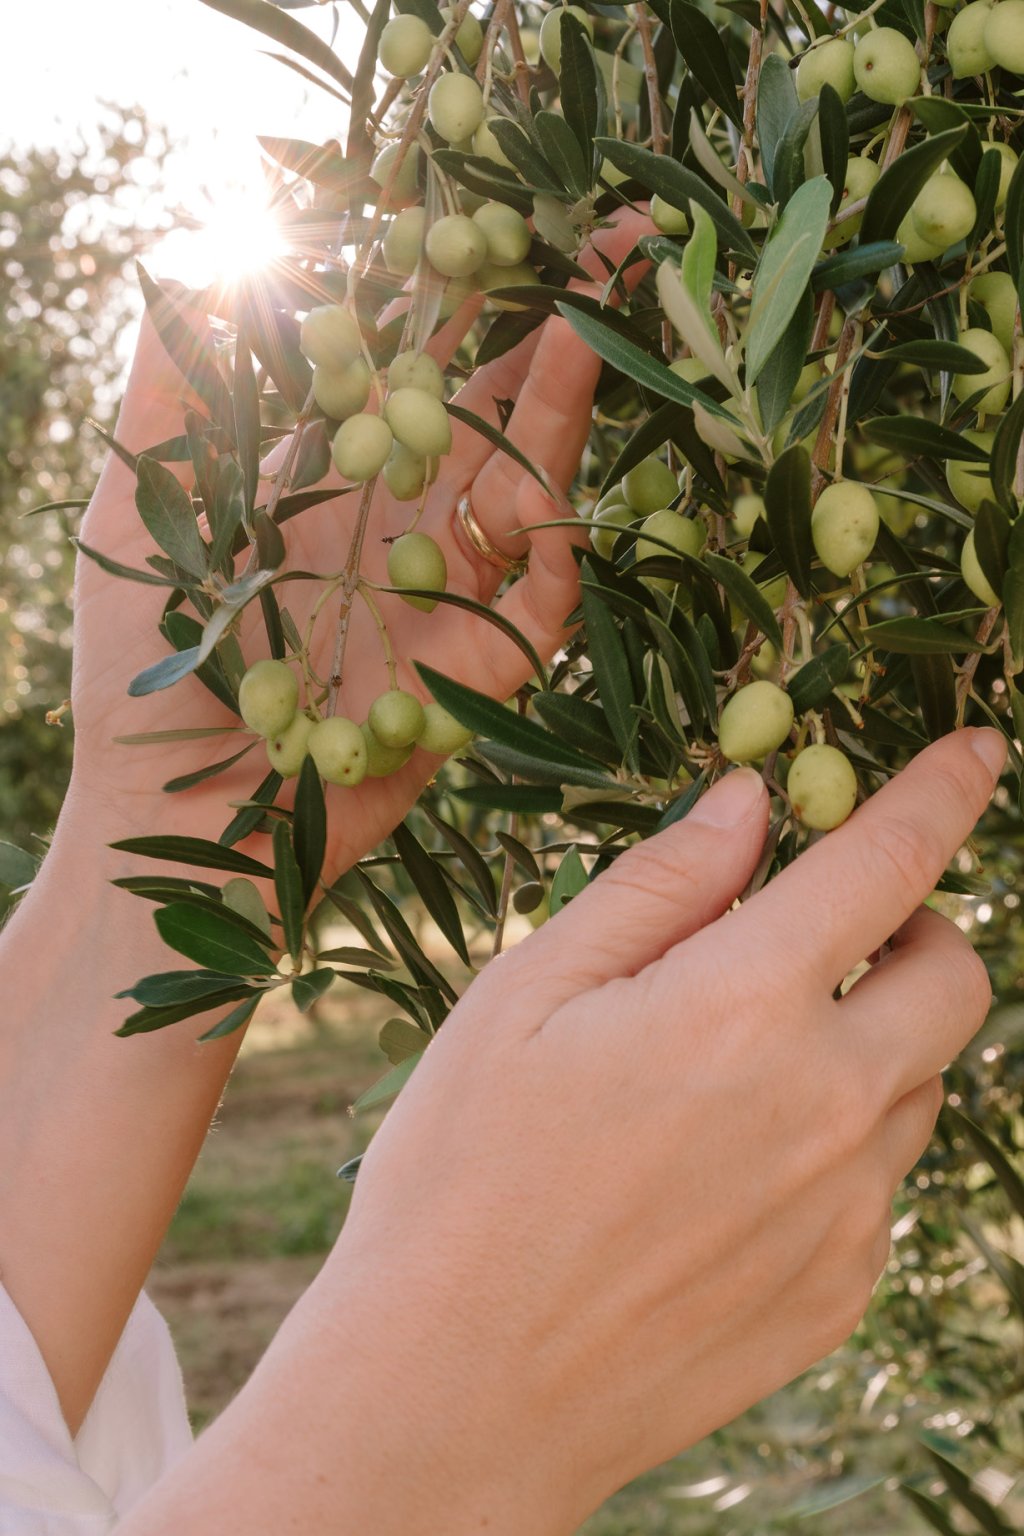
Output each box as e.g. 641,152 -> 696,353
859,126 -> 968,246
703,553 -> 784,647
818,82 -> 849,215
974,499 -> 1010,597
581,574 -> 640,771
135,457 -> 209,578
116,968 -> 252,1006
787,643 -> 849,713
532,691 -> 620,762
445,401 -> 549,492
558,12 -> 603,174
126,646 -> 202,697
355,869 -> 458,1003
162,742 -> 256,793
0,841 -> 40,888
812,241 -> 905,292
73,538 -> 189,589
764,446 -> 813,599
196,993 -> 262,1042
219,768 -> 283,847
594,137 -> 757,262
862,415 -> 990,463
197,0 -> 353,94
414,662 -> 607,774
392,822 -> 471,965
422,808 -> 499,918
656,260 -> 735,392
534,109 -> 589,198
910,652 -> 957,741
756,285 -> 814,436
756,52 -> 798,196
773,96 -> 819,207
900,1485 -> 962,1536
885,339 -> 991,372
668,0 -> 743,127
272,817 -> 306,961
350,1054 -> 420,1113
1006,152 -> 1024,294
453,783 -> 563,813
293,755 -> 326,905
379,1016 -> 431,1065
155,903 -> 278,974
291,967 -> 337,1012
115,987 -> 256,1038
486,121 -> 564,193
747,178 -> 832,386
136,264 -> 236,429
234,329 -> 261,520
990,389 -> 1024,514
862,616 -> 990,654
380,585 -> 546,685
473,740 -> 621,790
110,834 -> 274,878
946,1106 -> 1024,1222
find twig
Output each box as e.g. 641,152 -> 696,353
955,608 -> 1001,721
634,3 -> 666,154
327,478 -> 378,713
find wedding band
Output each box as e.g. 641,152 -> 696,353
456,493 -> 529,577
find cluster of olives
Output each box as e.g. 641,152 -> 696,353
237,657 -> 473,787
719,681 -> 859,832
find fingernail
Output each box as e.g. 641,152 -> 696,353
969,727 -> 1007,780
688,767 -> 764,828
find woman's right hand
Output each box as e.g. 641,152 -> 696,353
119,727 -> 1004,1536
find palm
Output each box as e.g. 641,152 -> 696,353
70,210 -> 648,877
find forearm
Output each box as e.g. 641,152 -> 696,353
0,783 -> 250,1438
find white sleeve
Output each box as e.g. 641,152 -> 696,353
0,1278 -> 194,1535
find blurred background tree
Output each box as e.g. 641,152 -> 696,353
0,104 -> 172,863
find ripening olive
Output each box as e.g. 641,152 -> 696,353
368,689 -> 427,749
853,27 -> 921,104
622,456 -> 679,514
471,201 -> 532,266
425,213 -> 488,277
731,492 -> 766,538
383,443 -> 433,501
332,413 -> 394,482
590,502 -> 635,559
797,38 -> 856,102
962,527 -> 1001,606
911,173 -> 977,249
361,723 -> 415,778
895,209 -> 947,265
946,429 -> 995,512
474,260 -> 542,308
308,716 -> 368,787
266,711 -> 314,777
823,155 -> 880,249
239,659 -> 299,739
787,743 -> 858,831
418,701 -> 475,754
948,1 -> 995,77
388,349 -> 445,398
472,118 -> 517,170
428,73 -> 486,144
984,0 -> 1024,70
539,4 -> 595,72
953,328 -> 1011,414
968,270 -> 1018,353
811,481 -> 880,578
979,140 -> 1019,210
378,14 -> 434,78
384,387 -> 452,458
300,304 -> 363,368
718,681 -> 795,764
383,206 -> 427,276
387,531 -> 448,611
312,358 -> 372,421
651,194 -> 690,235
440,5 -> 484,63
370,141 -> 421,206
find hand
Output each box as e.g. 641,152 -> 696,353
67,209 -> 651,873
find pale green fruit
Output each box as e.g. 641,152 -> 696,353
962,527 -> 1001,606
222,877 -> 272,939
594,485 -> 628,513
332,413 -> 394,482
590,502 -> 635,559
741,551 -> 788,609
811,482 -> 880,578
946,429 -> 995,512
979,140 -> 1019,210
385,387 -> 452,457
383,443 -> 432,501
895,208 -> 946,264
388,349 -> 445,398
853,27 -> 920,104
793,361 -> 823,403
308,717 -> 368,787
948,1 -> 995,76
598,157 -> 630,188
428,73 -> 486,144
368,688 -> 427,749
378,14 -> 434,77
984,0 -> 1024,69
418,701 -> 474,754
361,722 -> 415,777
540,4 -> 594,72
953,327 -> 1011,414
425,213 -> 488,277
387,531 -> 448,611
622,457 -> 678,514
731,492 -> 766,538
266,711 -> 314,777
824,155 -> 880,248
370,141 -> 421,205
635,509 -> 704,592
475,260 -> 542,308
911,174 -> 977,248
797,38 -> 856,102
472,118 -> 516,170
239,659 -> 299,739
718,681 -> 795,763
651,194 -> 690,235
788,744 -> 858,831
520,26 -> 541,63
669,355 -> 709,385
440,5 -> 484,64
383,206 -> 427,276
750,639 -> 780,680
312,358 -> 372,421
969,271 -> 1017,353
471,202 -> 532,266
300,304 -> 362,368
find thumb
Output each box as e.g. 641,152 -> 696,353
511,768 -> 769,1012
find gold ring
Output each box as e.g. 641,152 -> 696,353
456,493 -> 529,577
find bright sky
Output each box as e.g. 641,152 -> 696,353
4,0 -> 368,348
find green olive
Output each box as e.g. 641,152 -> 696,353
983,0 -> 1024,69
312,359 -> 372,421
539,4 -> 594,72
239,659 -> 299,739
299,304 -> 363,368
946,430 -> 996,512
718,681 -> 795,764
384,387 -> 452,458
331,413 -> 394,482
811,481 -> 880,578
621,456 -> 679,514
948,2 -> 995,77
266,711 -> 314,777
308,717 -> 368,787
952,328 -> 1011,414
428,73 -> 486,144
367,689 -> 427,749
425,213 -> 489,277
797,38 -> 856,102
418,701 -> 475,754
853,27 -> 920,104
361,722 -> 416,777
471,202 -> 532,266
961,527 -> 1001,607
787,743 -> 858,830
388,350 -> 445,398
383,207 -> 427,277
378,14 -> 434,78
387,532 -> 448,611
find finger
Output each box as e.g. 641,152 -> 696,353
840,905 -> 992,1102
880,1075 -> 944,1197
497,769 -> 769,1014
724,729 -> 1006,990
